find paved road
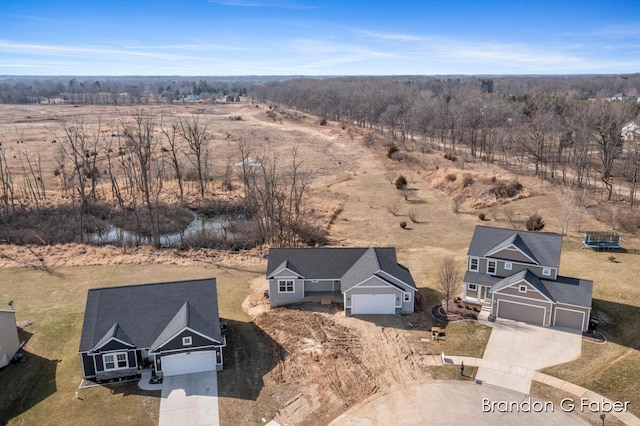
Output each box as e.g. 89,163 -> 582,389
159,371 -> 219,426
330,381 -> 589,425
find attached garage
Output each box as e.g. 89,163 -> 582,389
161,351 -> 216,377
351,294 -> 395,315
554,308 -> 585,330
496,300 -> 545,326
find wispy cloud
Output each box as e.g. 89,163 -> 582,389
207,0 -> 314,9
356,29 -> 424,42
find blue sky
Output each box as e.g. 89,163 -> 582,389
1,0 -> 639,76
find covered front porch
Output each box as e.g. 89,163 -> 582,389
303,279 -> 343,303
462,283 -> 492,308
302,290 -> 343,303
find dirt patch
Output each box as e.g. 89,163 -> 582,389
252,305 -> 441,425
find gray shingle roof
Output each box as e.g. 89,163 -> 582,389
468,226 -> 562,268
92,323 -> 134,351
543,276 -> 593,308
267,247 -> 415,289
491,270 -> 555,301
79,278 -> 222,353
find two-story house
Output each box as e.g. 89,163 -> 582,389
463,226 -> 592,331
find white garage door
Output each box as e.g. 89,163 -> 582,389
352,294 -> 395,314
161,351 -> 216,376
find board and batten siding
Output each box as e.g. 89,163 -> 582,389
156,329 -> 220,352
496,283 -> 550,301
344,276 -> 404,309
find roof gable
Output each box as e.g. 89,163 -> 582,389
484,234 -> 539,264
91,322 -> 134,352
490,270 -> 555,303
79,278 -> 223,353
267,259 -> 305,279
468,226 -> 562,268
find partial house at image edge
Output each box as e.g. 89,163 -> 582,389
78,278 -> 225,383
0,309 -> 20,368
267,247 -> 417,315
462,225 -> 593,331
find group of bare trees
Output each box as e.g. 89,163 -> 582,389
0,109 -> 318,248
254,77 -> 640,206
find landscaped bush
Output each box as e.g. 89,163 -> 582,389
395,175 -> 408,190
526,213 -> 545,231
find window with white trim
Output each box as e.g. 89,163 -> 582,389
182,336 -> 192,346
103,352 -> 128,370
519,285 -> 527,293
468,283 -> 477,291
404,293 -> 411,302
504,262 -> 512,270
542,268 -> 551,276
469,257 -> 479,272
278,279 -> 294,293
487,260 -> 497,275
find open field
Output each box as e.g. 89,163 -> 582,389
0,103 -> 640,424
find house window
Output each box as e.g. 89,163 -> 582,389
542,268 -> 551,276
468,283 -> 477,291
103,352 -> 128,370
487,260 -> 497,275
404,293 -> 411,302
278,279 -> 294,293
182,336 -> 192,346
519,285 -> 527,293
505,262 -> 512,270
469,257 -> 479,272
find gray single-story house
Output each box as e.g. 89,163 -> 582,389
463,226 -> 593,331
267,247 -> 417,315
79,278 -> 225,383
0,309 -> 20,369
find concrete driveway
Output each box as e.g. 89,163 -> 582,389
330,381 -> 588,425
475,319 -> 582,394
159,371 -> 219,426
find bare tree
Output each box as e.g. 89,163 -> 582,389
178,115 -> 209,198
438,256 -> 462,313
0,146 -> 15,215
160,118 -> 184,202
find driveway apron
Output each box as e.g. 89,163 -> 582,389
159,371 -> 219,426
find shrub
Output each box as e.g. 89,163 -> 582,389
395,175 -> 408,190
526,213 -> 545,231
387,143 -> 399,158
409,210 -> 419,223
443,151 -> 457,161
478,213 -> 486,221
489,180 -> 523,199
400,221 -> 407,229
319,118 -> 327,126
363,132 -> 376,147
445,173 -> 457,182
462,175 -> 474,187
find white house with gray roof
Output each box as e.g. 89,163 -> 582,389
79,278 -> 225,383
463,226 -> 593,331
267,247 -> 416,315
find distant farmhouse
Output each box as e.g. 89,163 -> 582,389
79,278 -> 225,383
463,226 -> 593,331
267,247 -> 416,315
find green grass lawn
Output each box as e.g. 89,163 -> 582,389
0,263 -> 264,426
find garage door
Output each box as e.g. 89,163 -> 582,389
352,294 -> 395,315
497,300 -> 545,326
554,308 -> 585,330
161,351 -> 216,376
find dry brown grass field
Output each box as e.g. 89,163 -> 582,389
0,102 -> 639,424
